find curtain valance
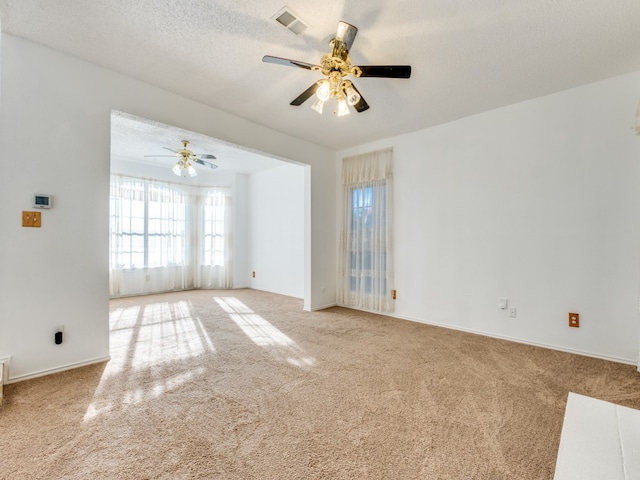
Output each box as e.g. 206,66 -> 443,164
342,148 -> 393,185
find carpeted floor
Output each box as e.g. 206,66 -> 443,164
1,289 -> 639,479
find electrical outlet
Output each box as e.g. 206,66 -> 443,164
392,289 -> 397,300
54,325 -> 64,345
569,313 -> 579,328
498,298 -> 508,310
252,271 -> 256,278
508,307 -> 517,318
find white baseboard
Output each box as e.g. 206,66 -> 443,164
336,304 -> 637,366
306,302 -> 338,312
390,312 -> 637,366
7,356 -> 111,384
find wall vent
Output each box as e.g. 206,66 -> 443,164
272,7 -> 308,35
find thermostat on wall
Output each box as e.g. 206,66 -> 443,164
33,194 -> 52,209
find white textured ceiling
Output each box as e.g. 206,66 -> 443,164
110,111 -> 289,174
2,0 -> 640,153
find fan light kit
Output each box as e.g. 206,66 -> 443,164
263,21 -> 412,116
144,140 -> 218,177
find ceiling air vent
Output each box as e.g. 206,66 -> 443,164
272,7 -> 308,35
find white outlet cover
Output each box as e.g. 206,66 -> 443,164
498,298 -> 508,309
509,307 -> 517,318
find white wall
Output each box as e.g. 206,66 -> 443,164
338,71 -> 640,364
0,35 -> 336,381
248,164 -> 306,298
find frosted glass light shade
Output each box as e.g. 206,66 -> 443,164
311,98 -> 325,114
316,80 -> 331,102
335,96 -> 350,116
345,85 -> 360,106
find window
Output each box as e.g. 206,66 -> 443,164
110,185 -> 145,269
109,175 -> 233,297
110,178 -> 187,269
349,183 -> 387,294
202,189 -> 227,267
338,148 -> 394,313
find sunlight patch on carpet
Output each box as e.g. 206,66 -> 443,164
83,302 -> 214,422
109,301 -> 215,372
214,296 -> 315,368
84,367 -> 204,422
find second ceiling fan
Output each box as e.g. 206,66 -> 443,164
145,140 -> 218,177
263,21 -> 412,116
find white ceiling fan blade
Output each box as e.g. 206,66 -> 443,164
194,158 -> 218,169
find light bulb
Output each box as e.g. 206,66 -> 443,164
311,98 -> 325,114
316,80 -> 330,102
345,85 -> 361,106
335,95 -> 350,117
172,163 -> 182,176
187,165 -> 197,177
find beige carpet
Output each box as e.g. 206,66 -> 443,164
2,289 -> 640,479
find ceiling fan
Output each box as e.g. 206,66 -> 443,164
144,140 -> 218,177
263,21 -> 411,116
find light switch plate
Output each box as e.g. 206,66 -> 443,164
32,211 -> 41,227
22,211 -> 41,227
22,211 -> 33,226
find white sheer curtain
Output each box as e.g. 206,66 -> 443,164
109,175 -> 192,296
195,187 -> 233,289
109,175 -> 233,297
337,148 -> 394,312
